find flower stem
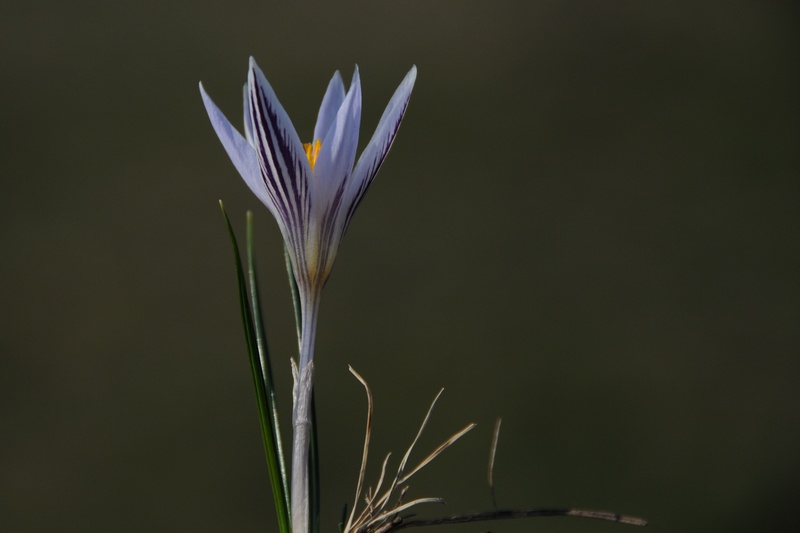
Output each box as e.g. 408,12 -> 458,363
291,288 -> 321,533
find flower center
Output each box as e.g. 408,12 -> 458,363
303,139 -> 322,171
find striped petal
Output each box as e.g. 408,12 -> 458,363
313,67 -> 362,204
344,65 -> 417,229
242,82 -> 254,146
313,71 -> 346,144
308,69 -> 363,282
199,82 -> 267,207
246,57 -> 314,275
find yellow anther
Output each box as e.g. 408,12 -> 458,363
303,139 -> 322,171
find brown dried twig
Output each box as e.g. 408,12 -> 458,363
344,369 -> 647,533
384,508 -> 647,530
345,368 -> 475,533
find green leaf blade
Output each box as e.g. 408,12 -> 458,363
220,201 -> 292,533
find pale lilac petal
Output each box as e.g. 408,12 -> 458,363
242,82 -> 254,146
313,71 -> 346,143
199,81 -> 269,207
247,58 -> 314,265
344,66 -> 417,228
307,69 -> 363,281
313,67 -> 361,202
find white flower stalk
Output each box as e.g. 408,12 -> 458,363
200,58 -> 416,533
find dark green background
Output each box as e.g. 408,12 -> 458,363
2,1 -> 798,531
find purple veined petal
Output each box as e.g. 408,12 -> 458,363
313,67 -> 362,204
199,81 -> 271,209
247,57 -> 314,263
242,82 -> 254,146
308,68 -> 363,283
344,65 -> 417,229
313,71 -> 346,144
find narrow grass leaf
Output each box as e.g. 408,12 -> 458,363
246,212 -> 291,519
220,201 -> 291,533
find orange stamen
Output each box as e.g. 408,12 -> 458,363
303,139 -> 322,171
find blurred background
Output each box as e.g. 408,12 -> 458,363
2,1 -> 798,531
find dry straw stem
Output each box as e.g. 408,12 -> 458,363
345,367 -> 476,533
487,417 -> 502,509
343,369 -> 646,533
386,508 -> 648,530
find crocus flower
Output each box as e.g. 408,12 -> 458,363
199,57 -> 416,533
